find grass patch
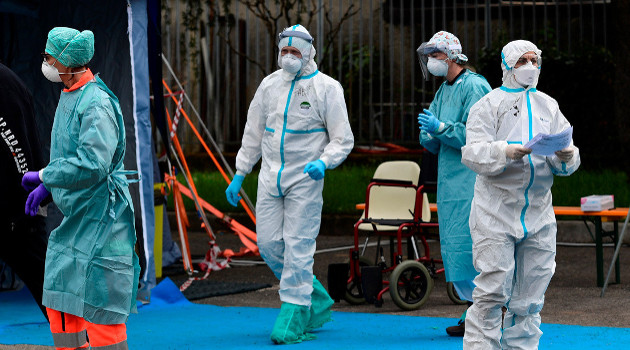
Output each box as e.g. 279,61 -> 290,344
321,164 -> 375,214
552,169 -> 629,206
165,166 -> 629,214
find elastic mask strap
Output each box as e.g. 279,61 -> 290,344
58,69 -> 87,76
50,41 -> 72,68
50,32 -> 81,69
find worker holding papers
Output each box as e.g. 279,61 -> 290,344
524,126 -> 573,156
461,40 -> 580,349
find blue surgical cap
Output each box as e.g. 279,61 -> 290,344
45,27 -> 95,68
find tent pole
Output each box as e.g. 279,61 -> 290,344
601,206 -> 630,297
161,54 -> 256,217
170,144 -> 216,241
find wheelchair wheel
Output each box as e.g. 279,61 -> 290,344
389,260 -> 433,311
446,282 -> 468,305
343,256 -> 374,305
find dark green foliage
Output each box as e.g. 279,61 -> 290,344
166,166 -> 628,215
552,169 -> 630,208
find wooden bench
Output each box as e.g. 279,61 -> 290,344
553,206 -> 628,287
355,203 -> 629,287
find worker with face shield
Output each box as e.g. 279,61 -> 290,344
461,40 -> 580,349
21,27 -> 140,350
416,31 -> 491,337
225,24 -> 354,344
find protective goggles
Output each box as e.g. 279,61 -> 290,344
278,28 -> 314,45
515,53 -> 542,68
502,52 -> 542,70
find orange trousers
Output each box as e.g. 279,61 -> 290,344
46,308 -> 128,350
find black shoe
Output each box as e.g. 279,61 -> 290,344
446,319 -> 465,337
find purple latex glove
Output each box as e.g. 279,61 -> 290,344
25,184 -> 50,216
22,171 -> 42,191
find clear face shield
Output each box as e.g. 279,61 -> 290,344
416,41 -> 451,80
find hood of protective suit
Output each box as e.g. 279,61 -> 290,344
277,24 -> 317,80
501,40 -> 542,89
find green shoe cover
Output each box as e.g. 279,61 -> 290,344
270,303 -> 315,344
306,276 -> 334,331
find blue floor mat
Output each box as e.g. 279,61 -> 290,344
1,278 -> 628,349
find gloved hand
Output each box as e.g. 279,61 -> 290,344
225,174 -> 245,207
554,148 -> 574,161
22,171 -> 42,191
304,160 -> 326,181
25,184 -> 50,216
417,109 -> 441,134
505,144 -> 532,160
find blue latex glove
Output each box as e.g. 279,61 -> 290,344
22,171 -> 42,191
304,160 -> 326,181
417,109 -> 441,134
25,184 -> 49,216
225,174 -> 245,207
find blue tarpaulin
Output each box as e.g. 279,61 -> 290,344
1,279 -> 629,349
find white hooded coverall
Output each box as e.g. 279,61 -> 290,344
235,25 -> 354,307
461,40 -> 580,349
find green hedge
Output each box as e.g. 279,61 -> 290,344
165,166 -> 629,214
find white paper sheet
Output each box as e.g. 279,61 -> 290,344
524,126 -> 573,156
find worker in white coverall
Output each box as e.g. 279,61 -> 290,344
225,24 -> 354,344
461,40 -> 580,349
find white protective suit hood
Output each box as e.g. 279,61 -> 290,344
501,40 -> 542,89
277,24 -> 317,81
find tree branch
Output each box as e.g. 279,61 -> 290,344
220,0 -> 359,75
319,3 -> 359,68
216,27 -> 268,76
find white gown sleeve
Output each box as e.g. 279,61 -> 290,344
461,97 -> 510,176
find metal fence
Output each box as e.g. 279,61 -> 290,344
161,0 -> 610,151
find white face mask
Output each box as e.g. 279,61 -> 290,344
514,62 -> 539,87
427,56 -> 449,77
279,54 -> 302,74
41,60 -> 88,84
41,61 -> 62,82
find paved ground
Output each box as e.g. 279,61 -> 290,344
185,223 -> 630,327
3,216 -> 629,350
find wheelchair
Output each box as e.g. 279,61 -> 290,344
328,160 -> 466,310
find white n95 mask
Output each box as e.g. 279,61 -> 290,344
514,62 -> 539,87
427,57 -> 448,77
41,61 -> 62,82
279,54 -> 302,74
